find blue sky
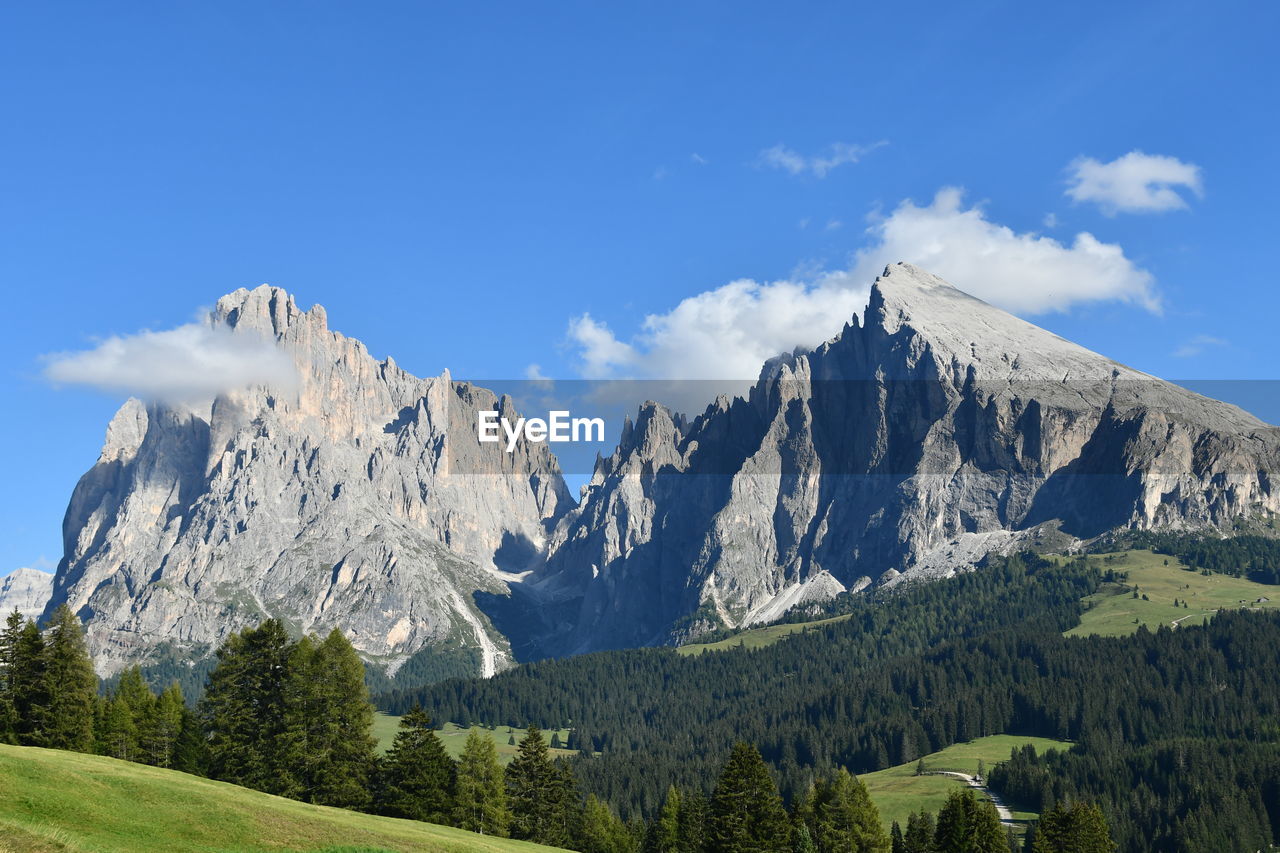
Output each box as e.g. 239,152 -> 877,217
1,0 -> 1277,574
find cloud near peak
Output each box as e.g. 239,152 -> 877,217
567,188 -> 1157,381
43,321 -> 298,406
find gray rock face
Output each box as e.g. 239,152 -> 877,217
0,569 -> 54,621
50,286 -> 571,677
537,264 -> 1280,652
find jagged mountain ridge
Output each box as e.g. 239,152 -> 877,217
49,265 -> 1280,677
534,263 -> 1280,653
50,286 -> 572,677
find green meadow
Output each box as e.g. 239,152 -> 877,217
676,614 -> 851,655
372,715 -> 575,764
1066,549 -> 1280,637
0,744 -> 562,853
859,734 -> 1071,833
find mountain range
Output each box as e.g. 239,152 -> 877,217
17,263 -> 1279,680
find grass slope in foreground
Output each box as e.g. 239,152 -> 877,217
1066,549 -> 1280,637
0,744 -> 559,853
860,735 -> 1070,833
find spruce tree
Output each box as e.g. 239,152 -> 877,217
200,618 -> 297,795
678,789 -> 709,853
889,822 -> 904,853
805,768 -> 890,852
578,793 -> 635,853
654,785 -> 682,853
378,703 -> 456,824
708,742 -> 790,853
0,610 -> 28,742
1031,802 -> 1115,853
454,728 -> 510,836
508,724 -> 573,845
41,604 -> 97,752
97,694 -> 138,760
934,788 -> 1005,853
143,683 -> 185,768
8,619 -> 47,745
285,629 -> 377,808
902,810 -> 935,853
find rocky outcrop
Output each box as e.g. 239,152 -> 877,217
536,264 -> 1280,652
0,569 -> 54,621
50,286 -> 572,678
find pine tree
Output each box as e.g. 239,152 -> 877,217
902,811 -> 935,853
934,788 -> 1005,853
378,703 -> 456,823
1031,802 -> 1115,853
678,789 -> 709,853
0,610 -> 27,742
285,629 -> 377,808
142,683 -> 185,767
889,822 -> 904,853
654,785 -> 682,853
97,695 -> 138,760
579,793 -> 636,853
41,604 -> 97,751
508,724 -> 576,845
708,742 -> 790,853
454,728 -> 510,836
805,768 -> 890,852
171,705 -> 208,775
200,618 -> 297,795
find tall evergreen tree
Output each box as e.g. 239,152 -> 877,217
508,724 -> 574,845
285,629 -> 377,808
0,609 -> 23,741
708,742 -> 790,853
678,789 -> 709,853
454,728 -> 510,836
378,703 -> 456,823
901,811 -> 936,853
40,604 -> 96,751
934,789 -> 1005,853
653,785 -> 682,853
804,768 -> 890,853
200,618 -> 297,795
143,683 -> 185,768
578,793 -> 637,853
1031,802 -> 1115,853
7,619 -> 47,745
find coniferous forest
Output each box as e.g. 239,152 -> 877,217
5,552 -> 1280,851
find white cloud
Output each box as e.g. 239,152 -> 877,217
691,153 -> 708,166
1066,151 -> 1203,215
565,187 -> 1158,381
757,141 -> 886,178
43,322 -> 298,405
1043,212 -> 1058,228
848,188 -> 1158,314
568,279 -> 866,380
1172,334 -> 1228,358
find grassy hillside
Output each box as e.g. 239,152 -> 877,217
1067,549 -> 1280,637
676,614 -> 851,655
860,735 -> 1071,833
0,744 -> 558,853
372,715 -> 575,764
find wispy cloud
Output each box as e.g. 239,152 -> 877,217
757,141 -> 886,178
43,322 -> 298,406
1172,334 -> 1228,358
1066,151 -> 1203,215
690,153 -> 708,166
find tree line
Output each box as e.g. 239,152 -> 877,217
382,554 -> 1280,851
